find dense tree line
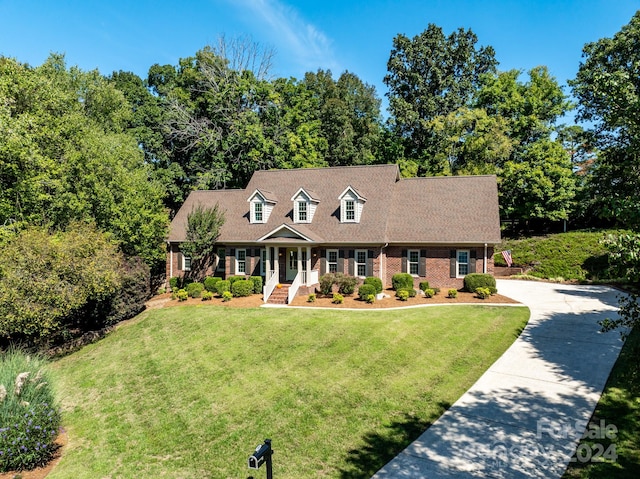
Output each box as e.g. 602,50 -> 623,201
2,11 -> 640,346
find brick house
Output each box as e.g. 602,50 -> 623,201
166,164 -> 501,302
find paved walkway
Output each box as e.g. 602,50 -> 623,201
372,280 -> 625,478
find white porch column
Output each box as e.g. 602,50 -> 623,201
297,246 -> 302,277
306,246 -> 311,285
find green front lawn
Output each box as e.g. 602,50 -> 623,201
49,304 -> 528,479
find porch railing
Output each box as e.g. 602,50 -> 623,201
263,269 -> 278,303
287,271 -> 303,304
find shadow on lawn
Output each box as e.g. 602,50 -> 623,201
338,403 -> 451,479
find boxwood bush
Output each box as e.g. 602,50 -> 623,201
363,277 -> 383,294
249,276 -> 263,294
228,276 -> 244,285
319,273 -> 335,296
231,279 -> 254,297
395,288 -> 417,298
337,275 -> 357,295
186,282 -> 204,298
358,284 -> 376,299
215,280 -> 231,296
392,273 -> 414,291
463,273 -> 497,294
0,349 -> 61,472
204,277 -> 221,292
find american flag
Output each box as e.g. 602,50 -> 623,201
501,250 -> 513,267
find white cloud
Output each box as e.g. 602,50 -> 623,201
234,0 -> 340,75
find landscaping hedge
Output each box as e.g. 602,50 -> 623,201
392,273 -> 413,291
464,273 -> 497,294
231,279 -> 254,297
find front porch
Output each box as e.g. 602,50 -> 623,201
262,245 -> 319,304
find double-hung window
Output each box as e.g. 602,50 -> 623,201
355,250 -> 367,277
182,255 -> 191,271
345,200 -> 355,221
327,249 -> 338,273
297,201 -> 308,222
236,249 -> 246,274
408,250 -> 419,275
457,250 -> 469,277
254,202 -> 263,222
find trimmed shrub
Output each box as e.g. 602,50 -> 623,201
215,280 -> 231,296
424,288 -> 435,298
228,275 -> 244,285
363,277 -> 383,294
337,275 -> 357,295
176,289 -> 188,301
0,349 -> 61,473
475,287 -> 492,299
319,273 -> 335,296
250,276 -> 263,294
186,282 -> 204,298
204,276 -> 222,292
447,289 -> 458,298
397,290 -> 409,301
221,291 -> 233,302
332,293 -> 344,304
392,273 -> 414,291
419,281 -> 430,292
201,291 -> 214,301
365,294 -> 376,304
307,294 -> 316,303
358,284 -> 376,299
464,273 -> 497,294
395,288 -> 416,298
231,279 -> 254,297
169,276 -> 182,291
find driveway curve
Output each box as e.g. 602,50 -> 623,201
372,279 -> 625,478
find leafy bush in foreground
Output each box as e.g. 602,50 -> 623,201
0,350 -> 61,472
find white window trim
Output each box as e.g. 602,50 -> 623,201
236,249 -> 247,275
296,200 -> 309,223
252,201 -> 264,223
408,249 -> 420,276
182,254 -> 191,271
327,249 -> 338,274
456,250 -> 470,278
355,249 -> 367,277
344,199 -> 356,222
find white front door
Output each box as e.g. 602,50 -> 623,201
286,248 -> 298,281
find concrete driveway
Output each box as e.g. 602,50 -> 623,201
372,279 -> 625,478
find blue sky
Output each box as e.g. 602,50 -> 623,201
1,0 -> 638,116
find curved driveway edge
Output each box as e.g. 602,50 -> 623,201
372,279 -> 625,478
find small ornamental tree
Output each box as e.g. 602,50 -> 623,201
180,203 -> 226,282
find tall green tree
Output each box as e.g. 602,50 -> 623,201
384,24 -> 497,174
570,10 -> 640,229
180,203 -> 226,281
0,55 -> 168,268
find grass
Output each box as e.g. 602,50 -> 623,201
47,304 -> 528,479
563,326 -> 640,478
495,229 -> 630,281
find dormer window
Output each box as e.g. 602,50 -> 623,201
339,186 -> 366,223
291,188 -> 319,223
345,200 -> 355,221
297,201 -> 308,222
254,202 -> 263,222
247,189 -> 276,224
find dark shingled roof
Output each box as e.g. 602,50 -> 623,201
168,164 -> 501,245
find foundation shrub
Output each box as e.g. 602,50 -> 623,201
358,284 -> 376,299
363,277 -> 383,294
215,280 -> 231,296
231,280 -> 254,297
249,276 -> 263,294
204,277 -> 221,292
392,273 -> 413,291
463,273 -> 497,294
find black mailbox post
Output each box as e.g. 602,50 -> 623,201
248,438 -> 273,479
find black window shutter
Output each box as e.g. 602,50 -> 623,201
230,248 -> 235,255
339,249 -> 345,258
348,258 -> 355,276
419,256 -> 427,277
470,249 -> 477,273
367,250 -> 374,277
320,257 -> 327,275
348,249 -> 355,259
368,250 -> 375,258
401,249 -> 407,273
450,250 -> 457,278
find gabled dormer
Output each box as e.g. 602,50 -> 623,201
338,186 -> 366,223
247,189 -> 277,224
291,187 -> 320,224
